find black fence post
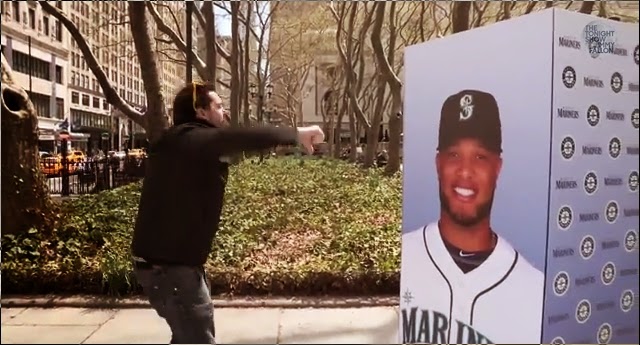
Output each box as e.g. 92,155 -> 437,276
60,139 -> 70,196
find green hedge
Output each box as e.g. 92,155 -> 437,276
1,157 -> 402,296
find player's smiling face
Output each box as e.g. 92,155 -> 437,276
436,138 -> 502,227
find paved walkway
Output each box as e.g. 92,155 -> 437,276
1,306 -> 399,344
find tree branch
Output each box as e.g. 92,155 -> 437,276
146,1 -> 209,79
37,0 -> 144,126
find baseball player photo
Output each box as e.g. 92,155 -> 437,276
400,90 -> 544,344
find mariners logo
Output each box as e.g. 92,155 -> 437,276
624,229 -> 638,252
632,109 -> 639,129
608,137 -> 621,159
562,66 -> 577,88
553,271 -> 570,296
597,323 -> 612,344
459,94 -> 474,121
635,45 -> 639,65
580,235 -> 596,260
561,136 -> 576,160
575,299 -> 592,324
605,201 -> 619,224
584,171 -> 598,195
629,171 -> 639,192
551,336 -> 565,345
586,105 -> 600,127
610,72 -> 623,93
620,289 -> 635,312
601,262 -> 616,285
558,206 -> 573,230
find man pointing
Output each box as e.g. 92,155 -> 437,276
131,82 -> 324,344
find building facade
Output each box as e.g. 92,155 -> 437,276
1,1 -> 190,155
1,0 -> 72,153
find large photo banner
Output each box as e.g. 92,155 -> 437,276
400,10 -> 554,344
543,10 -> 639,345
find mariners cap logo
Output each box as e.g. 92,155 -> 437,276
553,271 -> 570,296
597,323 -> 612,344
634,45 -> 639,65
605,201 -> 619,224
587,105 -> 600,127
601,262 -> 616,285
561,136 -> 576,160
608,137 -> 621,159
459,94 -> 474,121
580,235 -> 596,260
562,66 -> 577,88
632,109 -> 639,129
550,336 -> 565,345
611,72 -> 623,93
584,171 -> 598,195
575,299 -> 592,323
624,230 -> 638,252
558,205 -> 573,230
629,171 -> 639,192
620,289 -> 635,312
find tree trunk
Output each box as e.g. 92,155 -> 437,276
452,2 -> 472,33
229,3 -> 241,127
363,76 -> 386,168
579,1 -> 596,14
1,54 -> 55,235
202,0 -> 218,88
128,3 -> 168,143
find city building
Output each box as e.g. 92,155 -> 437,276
1,0 -> 72,153
66,1 -> 187,153
1,1 -> 191,155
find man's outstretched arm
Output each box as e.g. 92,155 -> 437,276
181,125 -> 298,156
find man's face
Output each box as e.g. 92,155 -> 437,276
436,138 -> 502,227
197,91 -> 227,127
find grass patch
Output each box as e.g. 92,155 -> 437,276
1,157 -> 402,296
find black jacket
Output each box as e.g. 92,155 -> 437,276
131,120 -> 298,266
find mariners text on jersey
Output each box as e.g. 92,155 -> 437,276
402,307 -> 493,344
400,223 -> 544,344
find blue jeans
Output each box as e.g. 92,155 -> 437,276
134,263 -> 216,344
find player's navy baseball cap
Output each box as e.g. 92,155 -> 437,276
437,89 -> 502,154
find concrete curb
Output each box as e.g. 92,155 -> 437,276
1,295 -> 400,309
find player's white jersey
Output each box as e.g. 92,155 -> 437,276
400,223 -> 544,344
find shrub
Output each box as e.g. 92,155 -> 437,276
1,157 -> 402,296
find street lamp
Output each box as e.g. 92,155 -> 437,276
266,83 -> 273,99
249,82 -> 274,124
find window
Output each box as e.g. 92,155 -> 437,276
126,91 -> 132,101
11,50 -> 51,80
12,1 -> 19,22
55,98 -> 64,119
71,72 -> 76,86
55,21 -> 62,41
43,16 -> 49,36
55,66 -> 62,84
28,8 -> 35,29
28,92 -> 51,118
82,94 -> 90,106
71,91 -> 79,104
103,99 -> 109,110
92,96 -> 100,108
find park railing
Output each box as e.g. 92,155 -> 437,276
43,157 -> 146,196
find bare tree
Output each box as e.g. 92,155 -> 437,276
39,1 -> 168,141
371,2 -> 403,175
1,54 -> 56,235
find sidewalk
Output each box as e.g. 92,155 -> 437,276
1,305 -> 399,344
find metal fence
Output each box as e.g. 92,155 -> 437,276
43,158 -> 146,196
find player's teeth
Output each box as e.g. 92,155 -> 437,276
454,187 -> 475,197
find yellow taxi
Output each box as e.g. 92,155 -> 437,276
39,153 -> 78,176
